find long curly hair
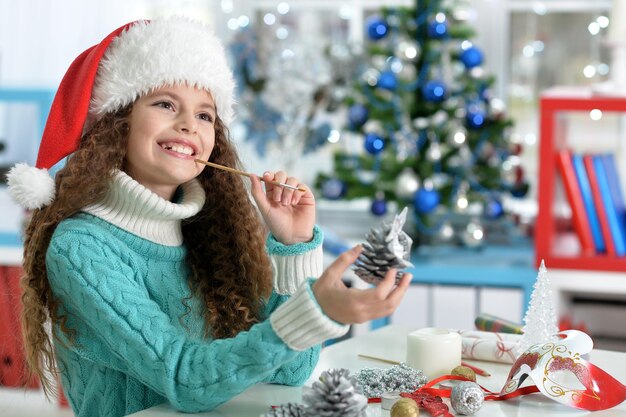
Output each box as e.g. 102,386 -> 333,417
20,105 -> 272,396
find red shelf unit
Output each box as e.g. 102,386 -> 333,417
536,87 -> 626,271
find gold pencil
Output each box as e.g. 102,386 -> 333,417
194,159 -> 307,192
357,354 -> 400,365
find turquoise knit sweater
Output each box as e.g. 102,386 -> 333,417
46,171 -> 349,417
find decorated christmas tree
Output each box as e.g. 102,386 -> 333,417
315,0 -> 528,246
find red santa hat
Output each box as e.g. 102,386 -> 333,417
7,17 -> 235,210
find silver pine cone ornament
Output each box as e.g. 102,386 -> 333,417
262,402 -> 306,417
303,368 -> 368,417
354,207 -> 414,285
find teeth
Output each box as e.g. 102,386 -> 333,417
160,143 -> 194,156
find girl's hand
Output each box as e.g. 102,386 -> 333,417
312,245 -> 412,324
250,171 -> 316,245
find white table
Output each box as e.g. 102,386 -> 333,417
129,325 -> 626,416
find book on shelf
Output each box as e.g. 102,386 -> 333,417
555,150 -> 595,255
572,154 -> 606,253
583,155 -> 616,256
600,154 -> 626,255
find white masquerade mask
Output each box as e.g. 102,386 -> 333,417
500,330 -> 626,411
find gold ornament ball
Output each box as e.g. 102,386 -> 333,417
390,398 -> 420,417
451,365 -> 476,382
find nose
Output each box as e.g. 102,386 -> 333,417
175,112 -> 198,134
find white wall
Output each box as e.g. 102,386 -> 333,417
0,0 -> 228,85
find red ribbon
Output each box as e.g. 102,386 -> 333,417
367,374 -> 541,415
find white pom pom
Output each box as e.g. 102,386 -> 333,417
6,163 -> 56,210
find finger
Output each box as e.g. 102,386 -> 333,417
320,245 -> 362,283
294,184 -> 315,206
250,174 -> 271,214
290,180 -> 308,205
373,268 -> 398,299
272,171 -> 288,202
386,272 -> 412,305
262,171 -> 275,195
281,176 -> 298,205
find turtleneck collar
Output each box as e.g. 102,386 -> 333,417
83,170 -> 206,246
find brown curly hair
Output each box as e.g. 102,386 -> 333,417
20,105 -> 272,396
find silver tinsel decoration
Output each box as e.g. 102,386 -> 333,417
262,403 -> 306,417
303,368 -> 368,417
450,381 -> 484,415
354,207 -> 414,285
355,363 -> 427,398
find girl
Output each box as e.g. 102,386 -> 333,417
7,17 -> 411,417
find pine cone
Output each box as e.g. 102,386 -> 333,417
303,368 -> 368,417
262,402 -> 306,417
354,207 -> 413,285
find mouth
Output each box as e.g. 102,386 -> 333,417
157,140 -> 198,157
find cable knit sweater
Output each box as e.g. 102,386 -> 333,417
46,171 -> 349,417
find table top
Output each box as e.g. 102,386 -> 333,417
129,325 -> 626,417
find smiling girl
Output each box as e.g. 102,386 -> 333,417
125,87 -> 217,199
7,18 -> 411,417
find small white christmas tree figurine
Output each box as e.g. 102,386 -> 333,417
516,260 -> 560,355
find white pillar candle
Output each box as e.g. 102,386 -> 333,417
406,328 -> 462,381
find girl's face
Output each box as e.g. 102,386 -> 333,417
125,84 -> 216,200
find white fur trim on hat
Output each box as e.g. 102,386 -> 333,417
90,17 -> 235,125
6,163 -> 55,210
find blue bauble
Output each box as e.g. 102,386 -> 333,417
377,70 -> 398,90
422,80 -> 447,102
366,16 -> 389,40
348,104 -> 369,127
511,182 -> 529,198
466,108 -> 486,129
321,178 -> 347,200
370,197 -> 388,216
485,199 -> 504,219
428,19 -> 448,39
414,188 -> 440,214
479,84 -> 489,100
460,46 -> 484,69
364,132 -> 385,154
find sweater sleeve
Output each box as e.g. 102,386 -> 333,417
259,292 -> 321,385
265,225 -> 349,350
259,226 -> 348,385
46,232 -> 333,413
266,225 -> 324,295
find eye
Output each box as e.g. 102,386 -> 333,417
198,112 -> 214,123
154,101 -> 174,110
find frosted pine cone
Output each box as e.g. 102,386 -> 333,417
303,368 -> 367,417
262,402 -> 306,417
354,207 -> 414,285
